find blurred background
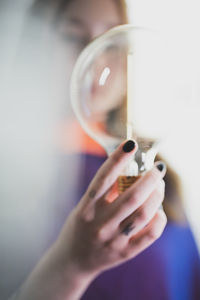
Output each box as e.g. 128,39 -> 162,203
128,0 -> 200,248
0,0 -> 200,298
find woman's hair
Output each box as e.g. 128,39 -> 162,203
159,157 -> 186,224
29,0 -> 186,225
30,0 -> 128,24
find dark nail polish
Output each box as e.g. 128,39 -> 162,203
157,163 -> 165,172
123,140 -> 136,153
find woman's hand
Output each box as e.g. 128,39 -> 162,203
15,140 -> 167,300
57,140 -> 167,277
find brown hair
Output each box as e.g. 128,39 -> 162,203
158,156 -> 186,224
30,0 -> 128,25
115,0 -> 128,23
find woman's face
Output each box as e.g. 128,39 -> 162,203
58,0 -> 122,51
52,0 -> 124,116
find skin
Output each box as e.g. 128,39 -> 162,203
59,0 -> 122,43
54,0 -> 122,75
14,141 -> 166,300
11,1 -> 167,299
53,0 -> 125,118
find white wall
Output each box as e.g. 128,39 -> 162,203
127,0 -> 200,248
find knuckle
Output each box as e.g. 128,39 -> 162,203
148,211 -> 167,240
96,226 -> 108,241
104,240 -> 116,252
119,248 -> 129,259
79,205 -> 95,223
147,168 -> 162,187
88,189 -> 97,199
154,188 -> 163,202
161,179 -> 165,189
148,168 -> 159,182
159,180 -> 165,195
158,210 -> 168,226
136,208 -> 148,222
117,194 -> 131,210
97,174 -> 105,186
76,206 -> 87,222
95,227 -> 104,241
104,176 -> 113,188
98,174 -> 112,189
117,193 -> 138,215
148,226 -> 161,240
127,189 -> 141,206
153,181 -> 165,202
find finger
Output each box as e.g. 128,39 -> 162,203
83,140 -> 137,205
122,209 -> 167,259
119,179 -> 165,236
103,162 -> 166,227
102,180 -> 165,248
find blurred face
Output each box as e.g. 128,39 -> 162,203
52,0 -> 124,117
58,0 -> 122,51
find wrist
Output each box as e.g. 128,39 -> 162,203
52,240 -> 97,299
16,241 -> 97,300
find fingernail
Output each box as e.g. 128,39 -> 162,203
123,140 -> 136,153
155,162 -> 166,173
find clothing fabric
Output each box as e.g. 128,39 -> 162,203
72,153 -> 200,300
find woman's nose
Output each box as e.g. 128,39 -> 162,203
89,25 -> 109,41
